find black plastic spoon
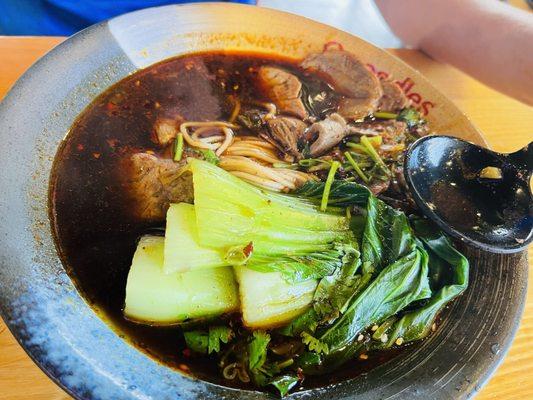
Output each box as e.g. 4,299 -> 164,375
404,135 -> 532,253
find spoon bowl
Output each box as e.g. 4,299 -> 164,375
404,135 -> 532,253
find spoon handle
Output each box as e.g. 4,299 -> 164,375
508,141 -> 533,173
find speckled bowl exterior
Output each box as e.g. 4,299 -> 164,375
0,3 -> 527,399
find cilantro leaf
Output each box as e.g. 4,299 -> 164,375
183,330 -> 209,354
208,326 -> 234,354
248,330 -> 271,371
301,331 -> 329,354
184,326 -> 233,355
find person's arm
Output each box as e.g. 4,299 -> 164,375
375,0 -> 533,105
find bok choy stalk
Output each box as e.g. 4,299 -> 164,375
164,203 -> 354,279
190,159 -> 354,254
163,203 -> 228,274
234,266 -> 318,329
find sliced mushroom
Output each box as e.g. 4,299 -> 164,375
378,80 -> 409,112
266,116 -> 307,158
257,66 -> 308,119
301,49 -> 382,120
125,153 -> 193,221
308,113 -> 348,157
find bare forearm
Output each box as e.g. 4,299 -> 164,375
375,0 -> 533,105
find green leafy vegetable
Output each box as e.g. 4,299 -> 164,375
276,181 -> 468,384
371,316 -> 397,341
398,107 -> 425,129
312,261 -> 369,324
301,331 -> 329,354
316,248 -> 431,369
321,161 -> 341,211
249,331 -> 271,371
268,375 -> 300,397
198,149 -> 219,165
277,242 -> 361,336
310,243 -> 364,320
208,326 -> 234,354
173,133 -> 184,161
278,308 -> 320,337
361,195 -> 415,272
191,159 -> 353,254
183,330 -> 209,354
294,180 -> 370,208
184,326 -> 234,354
373,219 -> 469,349
245,242 -> 359,283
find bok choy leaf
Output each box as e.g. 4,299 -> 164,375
361,195 -> 415,273
190,159 -> 354,255
294,180 -> 370,207
314,248 -> 431,369
245,242 -> 359,284
372,218 -> 469,349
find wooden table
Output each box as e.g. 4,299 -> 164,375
0,37 -> 531,400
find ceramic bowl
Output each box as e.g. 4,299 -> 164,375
0,3 -> 527,399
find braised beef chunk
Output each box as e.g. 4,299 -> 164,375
301,49 -> 382,120
266,116 -> 307,158
307,113 -> 348,156
125,153 -> 193,221
145,57 -> 225,123
257,66 -> 308,119
378,80 -> 409,112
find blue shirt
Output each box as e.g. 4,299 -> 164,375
0,0 -> 255,35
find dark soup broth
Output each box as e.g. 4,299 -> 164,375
50,50 -> 443,394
